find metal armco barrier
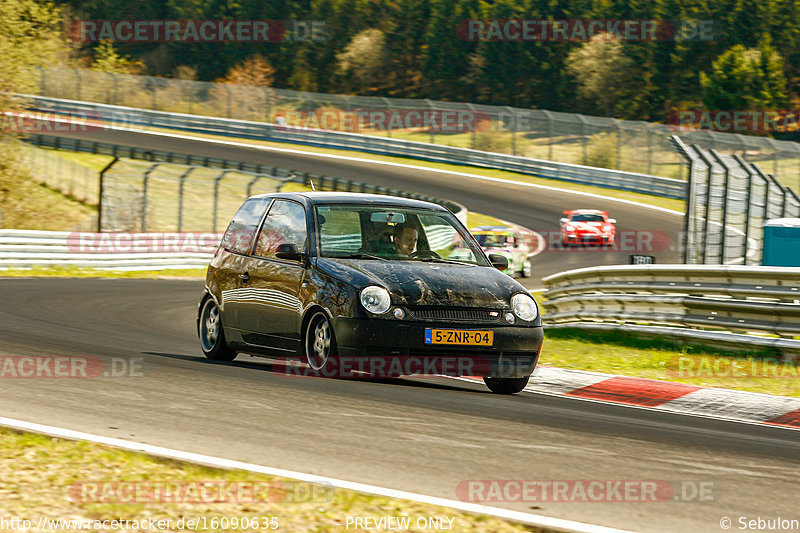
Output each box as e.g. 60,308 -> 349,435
543,264 -> 800,356
22,95 -> 687,200
0,230 -> 218,270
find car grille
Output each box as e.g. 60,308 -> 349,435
407,307 -> 501,323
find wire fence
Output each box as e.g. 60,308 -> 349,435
30,67 -> 800,187
672,136 -> 800,265
19,142 -> 100,204
100,160 -> 296,232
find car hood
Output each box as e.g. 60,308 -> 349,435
315,257 -> 522,307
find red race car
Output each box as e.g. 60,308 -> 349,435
559,209 -> 616,247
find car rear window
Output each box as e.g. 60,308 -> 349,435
220,197 -> 271,254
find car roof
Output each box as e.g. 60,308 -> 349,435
564,209 -> 608,216
250,191 -> 447,210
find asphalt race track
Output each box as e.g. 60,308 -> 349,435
42,128 -> 683,284
0,278 -> 798,532
5,130 -> 797,532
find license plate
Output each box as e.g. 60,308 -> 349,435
425,328 -> 494,346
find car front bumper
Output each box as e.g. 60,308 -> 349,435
331,317 -> 543,377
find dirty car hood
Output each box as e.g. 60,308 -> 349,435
315,258 -> 523,307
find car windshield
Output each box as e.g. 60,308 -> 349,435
474,233 -> 507,247
315,204 -> 489,265
571,214 -> 605,222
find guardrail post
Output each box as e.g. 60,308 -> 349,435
647,127 -> 653,176
73,68 -> 82,100
97,157 -> 119,232
615,122 -> 622,170
141,163 -> 161,232
177,167 -> 196,233
247,174 -> 264,197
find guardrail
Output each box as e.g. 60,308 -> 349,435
543,264 -> 800,356
0,230 -> 217,270
22,95 -> 688,200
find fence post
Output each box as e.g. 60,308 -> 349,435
647,127 -> 653,175
693,147 -> 715,264
141,163 -> 161,232
97,157 -> 119,232
212,170 -> 234,232
177,167 -> 196,233
73,68 -> 82,101
709,149 -> 730,264
39,66 -> 46,95
615,123 -> 622,170
507,107 -> 516,156
733,154 -> 754,265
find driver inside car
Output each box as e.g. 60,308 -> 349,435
392,223 -> 419,257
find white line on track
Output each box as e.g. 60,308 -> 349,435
0,416 -> 631,533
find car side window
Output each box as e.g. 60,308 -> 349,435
254,200 -> 308,259
220,197 -> 271,255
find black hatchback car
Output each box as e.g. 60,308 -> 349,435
198,192 -> 543,394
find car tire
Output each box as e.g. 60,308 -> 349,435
198,297 -> 237,362
305,311 -> 337,371
520,258 -> 532,278
483,376 -> 529,394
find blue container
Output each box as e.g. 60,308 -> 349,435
762,218 -> 800,266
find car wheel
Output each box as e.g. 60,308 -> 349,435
483,376 -> 529,394
305,311 -> 337,371
521,258 -> 532,278
199,297 -> 237,361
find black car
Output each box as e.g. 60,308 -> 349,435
198,192 -> 543,394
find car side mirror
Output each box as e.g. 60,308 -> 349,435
275,243 -> 304,262
608,218 -> 617,224
559,218 -> 568,224
488,254 -> 508,271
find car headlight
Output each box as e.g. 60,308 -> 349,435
511,293 -> 538,322
360,286 -> 391,314
565,225 -> 574,231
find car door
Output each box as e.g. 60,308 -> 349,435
214,196 -> 273,335
237,199 -> 309,353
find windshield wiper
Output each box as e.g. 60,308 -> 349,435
416,257 -> 476,266
341,252 -> 386,260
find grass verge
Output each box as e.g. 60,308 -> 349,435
0,427 -> 536,533
539,327 -> 800,397
0,143 -> 96,230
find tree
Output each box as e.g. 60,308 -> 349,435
565,33 -> 636,116
0,0 -> 69,109
336,28 -> 386,91
700,42 -> 788,110
92,40 -> 143,74
221,54 -> 276,87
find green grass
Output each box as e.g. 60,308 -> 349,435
0,143 -> 96,230
539,327 -> 800,397
0,427 -> 536,533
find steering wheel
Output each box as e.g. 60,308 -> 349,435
410,249 -> 441,259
